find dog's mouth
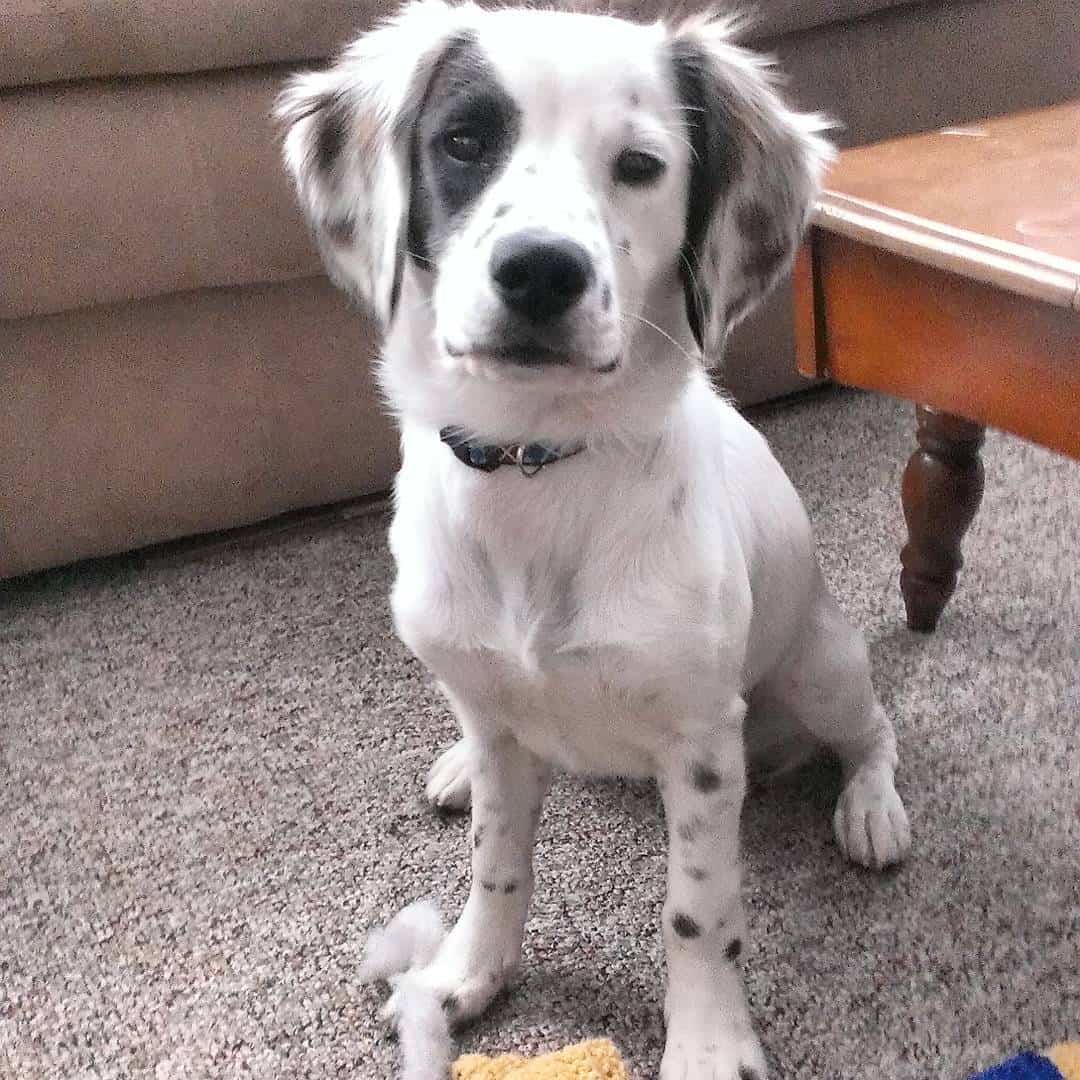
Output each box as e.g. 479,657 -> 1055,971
448,342 -> 571,367
443,341 -> 619,375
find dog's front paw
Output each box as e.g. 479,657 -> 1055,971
381,943 -> 512,1028
834,765 -> 911,869
426,738 -> 473,812
379,899 -> 520,1028
660,1025 -> 767,1080
662,977 -> 767,1080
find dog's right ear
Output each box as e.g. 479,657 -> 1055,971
274,0 -> 467,326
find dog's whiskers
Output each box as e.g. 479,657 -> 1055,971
403,248 -> 436,269
661,123 -> 701,165
623,312 -> 697,364
655,103 -> 707,114
677,249 -> 709,316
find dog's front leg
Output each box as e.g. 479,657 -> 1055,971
658,703 -> 768,1080
387,726 -> 550,1026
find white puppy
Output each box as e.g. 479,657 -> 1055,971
277,4 -> 911,1076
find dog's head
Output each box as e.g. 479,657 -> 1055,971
276,2 -> 832,441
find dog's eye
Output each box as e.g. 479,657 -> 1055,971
613,149 -> 666,186
442,128 -> 488,164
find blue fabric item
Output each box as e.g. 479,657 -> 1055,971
971,1053 -> 1063,1080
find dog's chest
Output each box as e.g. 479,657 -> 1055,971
391,509 -> 731,776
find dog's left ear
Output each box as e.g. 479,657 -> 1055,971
274,0 -> 466,327
666,16 -> 835,367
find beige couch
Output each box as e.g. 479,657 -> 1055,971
2,0 -> 1078,579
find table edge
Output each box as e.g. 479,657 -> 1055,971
813,193 -> 1080,312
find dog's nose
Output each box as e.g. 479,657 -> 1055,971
490,231 -> 594,323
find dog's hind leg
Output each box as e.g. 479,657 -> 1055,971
426,737 -> 473,812
764,573 -> 911,869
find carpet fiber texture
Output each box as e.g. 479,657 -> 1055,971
2,388 -> 1077,1080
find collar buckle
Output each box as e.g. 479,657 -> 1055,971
514,444 -> 545,478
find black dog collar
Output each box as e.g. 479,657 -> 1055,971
439,427 -> 585,477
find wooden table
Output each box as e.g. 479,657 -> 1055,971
794,101 -> 1080,632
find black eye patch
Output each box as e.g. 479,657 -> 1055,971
434,93 -> 515,170
407,39 -> 521,265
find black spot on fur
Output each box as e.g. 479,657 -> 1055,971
690,761 -> 721,793
314,96 -> 349,174
481,880 -> 497,892
726,937 -> 743,961
667,40 -> 746,351
503,880 -> 518,894
494,202 -> 511,217
473,825 -> 485,848
601,282 -> 612,311
685,865 -> 709,881
737,201 -> 785,282
671,913 -> 702,939
736,201 -> 771,247
324,214 -> 355,245
442,993 -> 459,1013
739,1067 -> 761,1080
676,817 -> 703,843
743,242 -> 785,285
629,91 -> 641,107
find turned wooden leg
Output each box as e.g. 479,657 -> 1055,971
900,406 -> 986,632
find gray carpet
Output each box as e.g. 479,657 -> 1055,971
2,388 -> 1077,1080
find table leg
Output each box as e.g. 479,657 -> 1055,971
900,406 -> 986,632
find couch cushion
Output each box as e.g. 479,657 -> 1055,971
2,0 -> 926,90
0,66 -> 322,321
0,276 -> 396,578
0,0 -> 380,90
751,0 -> 918,39
621,0 -> 922,42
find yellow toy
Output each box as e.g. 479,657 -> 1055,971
453,1038 -> 627,1080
